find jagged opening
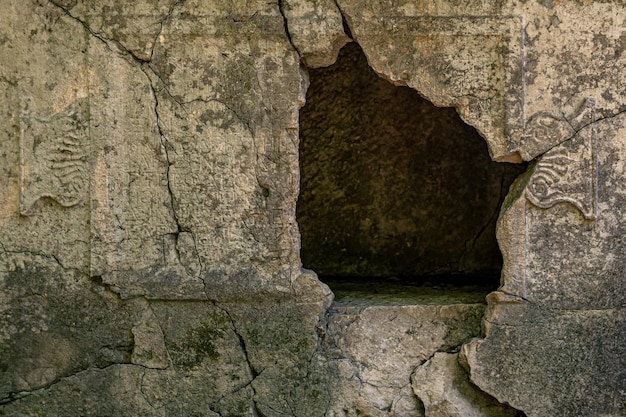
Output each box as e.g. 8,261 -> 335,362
297,42 -> 526,300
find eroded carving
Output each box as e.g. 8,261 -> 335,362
20,99 -> 90,215
523,113 -> 575,156
525,108 -> 597,219
521,97 -> 597,160
526,150 -> 573,208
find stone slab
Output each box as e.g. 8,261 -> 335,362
324,301 -> 485,416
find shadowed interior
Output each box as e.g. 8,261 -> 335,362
297,42 -> 526,290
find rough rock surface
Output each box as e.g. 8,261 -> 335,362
411,352 -> 520,417
1,0 -> 625,416
282,0 -> 350,68
324,297 -> 486,417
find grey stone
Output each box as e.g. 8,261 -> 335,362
411,352 -> 519,417
0,252 -> 140,402
0,365 -> 169,416
462,112 -> 626,417
324,299 -> 486,417
463,295 -> 626,417
1,0 -> 626,416
282,0 -> 351,68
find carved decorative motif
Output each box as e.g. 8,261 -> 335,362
526,150 -> 574,209
521,97 -> 597,160
522,113 -> 575,158
20,100 -> 90,215
525,99 -> 597,220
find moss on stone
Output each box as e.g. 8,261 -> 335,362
170,322 -> 225,370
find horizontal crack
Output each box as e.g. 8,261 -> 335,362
0,246 -> 70,271
526,106 -> 626,161
0,362 -> 163,406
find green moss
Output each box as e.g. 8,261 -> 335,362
170,322 -> 225,371
500,161 -> 537,215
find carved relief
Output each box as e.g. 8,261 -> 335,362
525,102 -> 597,220
20,99 -> 90,215
526,149 -> 573,209
520,97 -> 597,160
522,113 -> 575,158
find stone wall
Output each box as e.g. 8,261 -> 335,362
1,1 -> 624,417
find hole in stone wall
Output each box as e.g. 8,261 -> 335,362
297,42 -> 526,302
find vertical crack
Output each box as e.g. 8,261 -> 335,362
149,0 -> 185,62
50,0 -> 188,253
214,304 -> 265,417
276,0 -> 299,55
331,0 -> 353,40
146,81 -> 183,239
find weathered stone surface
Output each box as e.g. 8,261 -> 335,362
2,0 -> 626,415
0,258 -> 330,415
334,1 -> 626,165
86,0 -> 307,299
464,112 -> 626,417
0,1 -> 91,272
222,300 -> 332,416
464,300 -> 626,417
335,1 -> 526,162
55,0 -> 175,62
1,0 -> 310,301
282,0 -> 350,68
0,365 -> 170,416
0,252 -> 138,402
504,117 -> 625,307
147,301 -> 256,415
411,352 -> 519,417
324,294 -> 486,417
318,2 -> 626,416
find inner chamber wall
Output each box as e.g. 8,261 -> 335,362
297,42 -> 526,286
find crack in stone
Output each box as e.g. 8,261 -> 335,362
525,106 -> 626,162
332,0 -> 354,40
412,348 -> 528,417
48,0 -> 187,249
148,0 -> 185,62
48,0 -> 110,46
185,232 -> 207,295
147,83 -> 183,236
137,369 -> 175,412
0,246 -> 69,271
496,286 -> 533,303
49,0 -> 182,64
213,304 -> 265,417
90,275 -> 123,299
276,0 -> 298,56
136,299 -> 174,370
416,339 -> 472,372
0,362 -> 159,406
